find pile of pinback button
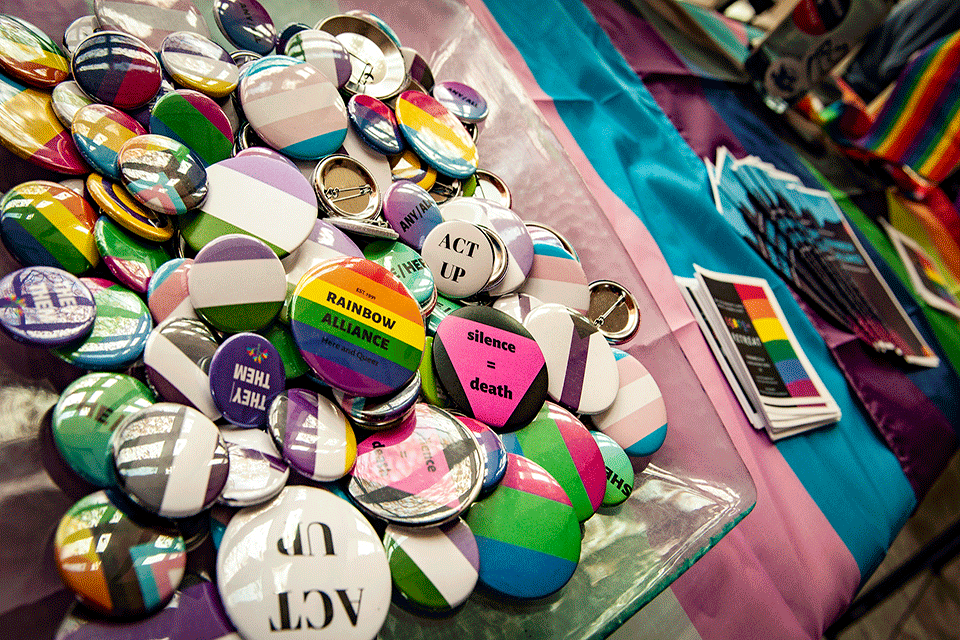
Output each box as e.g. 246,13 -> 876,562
0,1 -> 671,638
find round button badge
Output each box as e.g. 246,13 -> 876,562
71,103 -> 147,181
456,414 -> 507,495
86,173 -> 175,243
147,258 -> 196,324
433,81 -> 488,124
54,491 -> 186,618
144,317 -> 221,420
395,90 -> 479,179
347,94 -> 403,154
118,133 -> 209,215
112,403 -> 230,518
71,31 -> 163,110
267,388 -> 356,481
332,370 -> 421,431
51,81 -> 94,127
317,15 -> 406,99
159,31 -> 239,98
517,243 -> 590,314
284,29 -> 352,89
0,14 -> 70,88
348,403 -> 484,526
382,181 -> 443,251
219,427 -> 289,507
149,89 -> 235,168
288,257 -> 425,397
389,149 -> 437,190
0,266 -> 96,347
63,15 -> 99,54
209,332 -> 285,427
432,306 -> 548,430
213,0 -> 277,54
280,218 -> 363,294
216,486 -> 391,640
94,0 -> 211,52
363,240 -> 436,317
94,215 -> 172,293
421,220 -> 496,299
591,431 -> 634,507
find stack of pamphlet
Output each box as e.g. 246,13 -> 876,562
677,265 -> 841,440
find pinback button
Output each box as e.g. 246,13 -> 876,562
86,173 -> 175,243
0,15 -> 69,88
276,22 -> 310,55
456,414 -> 507,495
281,218 -> 363,296
428,172 -> 462,205
216,486 -> 391,640
501,401 -> 605,522
421,220 -> 495,299
592,431 -> 633,507
51,81 -> 94,127
94,0 -> 211,52
389,149 -> 437,190
472,170 -> 512,208
148,258 -> 196,323
208,332 -> 285,427
71,31 -> 162,110
525,221 -> 580,262
284,29 -> 352,89
52,278 -> 152,370
588,348 -> 667,457
63,15 -> 98,54
341,125 -> 394,195
432,305 -> 547,430
348,94 -> 403,154
160,32 -> 239,99
401,46 -> 434,92
314,154 -> 382,222
288,257 -> 425,397
318,14 -> 406,99
118,133 -> 209,215
363,240 -> 436,318
327,216 -> 400,241
94,215 -> 172,293
180,155 -> 317,258
0,72 -> 88,174
267,388 -> 356,481
425,293 -> 463,337
150,89 -> 235,167
395,90 -> 478,180
240,55 -> 348,160
343,10 -> 402,50
259,321 -> 310,379
54,491 -> 186,618
492,292 -> 544,323
144,317 -> 221,419
522,303 -> 619,415
383,181 -> 443,252
0,266 -> 96,347
190,234 -> 286,333
517,242 -> 590,314
219,427 -> 289,507
332,371 -> 421,431
112,403 -> 230,518
349,403 -> 484,526
71,103 -> 147,181
384,518 -> 480,612
213,0 -> 277,55
433,81 -> 488,124
52,372 -> 156,487
587,280 -> 641,345
464,453 -> 580,600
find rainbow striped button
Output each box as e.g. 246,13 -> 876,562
94,0 -> 211,52
0,14 -> 69,88
465,453 -> 580,599
0,180 -> 99,275
395,90 -> 478,179
289,257 -> 426,397
71,103 -> 146,181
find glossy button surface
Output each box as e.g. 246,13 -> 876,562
433,81 -> 488,124
384,519 -> 479,612
118,133 -> 208,215
457,414 -> 507,495
71,103 -> 146,181
382,181 -> 442,251
421,220 -> 494,299
216,486 -> 390,640
284,29 -> 352,89
213,0 -> 277,54
112,402 -> 230,517
280,218 -> 363,295
52,278 -> 152,370
160,32 -> 239,98
54,491 -> 186,617
147,258 -> 196,323
143,317 -> 221,419
150,89 -> 234,167
388,149 -> 436,189
51,81 -> 93,127
219,427 -> 289,507
464,453 -> 580,599
592,431 -> 634,507
347,94 -> 402,154
190,234 -> 286,333
363,240 -> 435,316
209,332 -> 285,427
523,303 -> 619,415
395,91 -> 478,179
432,306 -> 547,430
313,153 -> 382,221
589,348 -> 668,457
63,15 -> 98,54
332,370 -> 421,431
517,242 -> 590,314
71,31 -> 162,109
94,0 -> 210,52
318,14 -> 406,99
0,266 -> 95,346
0,14 -> 69,88
349,403 -> 483,526
425,294 -> 462,337
267,388 -> 356,481
289,257 -> 425,397
180,155 -> 317,258
52,372 -> 156,486
86,173 -> 175,243
501,402 -> 605,522
240,55 -> 348,160
94,215 -> 171,293
587,280 -> 641,345
492,292 -> 543,323
0,72 -> 88,174
0,180 -> 99,274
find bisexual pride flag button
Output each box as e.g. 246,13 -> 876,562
289,257 -> 425,398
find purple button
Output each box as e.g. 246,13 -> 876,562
209,332 -> 285,427
213,0 -> 277,54
348,94 -> 403,154
433,80 -> 489,123
267,388 -> 356,481
0,266 -> 96,346
382,181 -> 443,251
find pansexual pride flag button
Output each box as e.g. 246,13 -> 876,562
289,257 -> 425,397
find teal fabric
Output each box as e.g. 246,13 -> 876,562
480,0 -> 915,575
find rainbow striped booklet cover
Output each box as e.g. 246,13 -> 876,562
677,265 -> 841,440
